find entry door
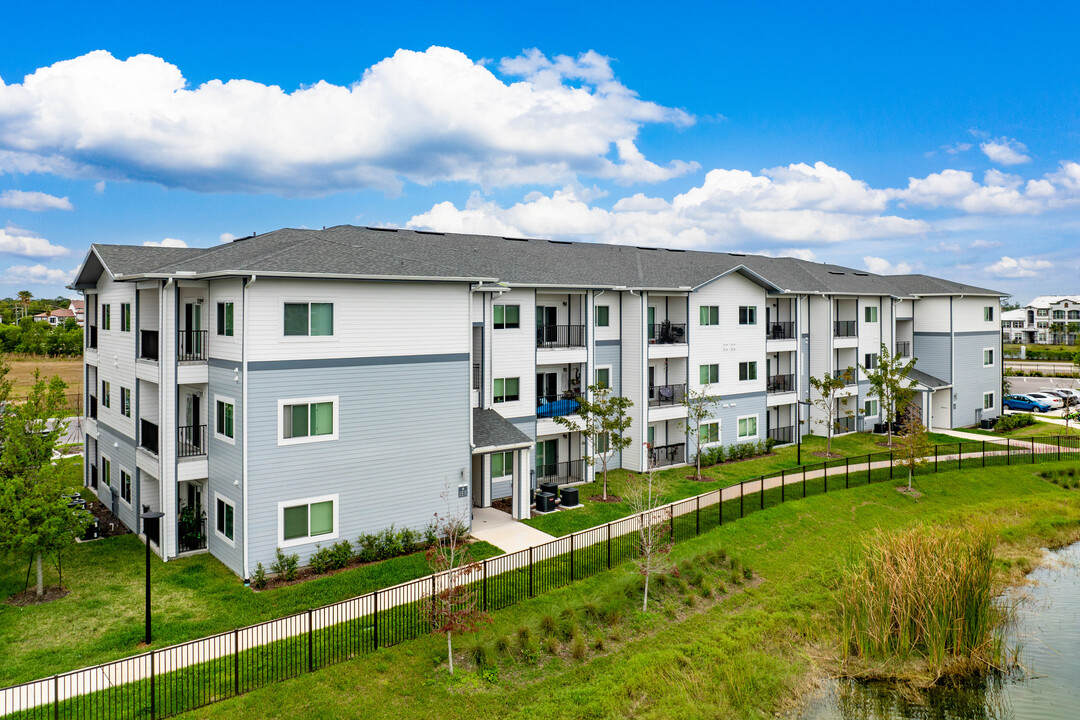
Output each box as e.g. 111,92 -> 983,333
184,302 -> 203,355
648,366 -> 656,402
536,306 -> 557,344
185,482 -> 203,511
185,393 -> 201,449
537,372 -> 558,403
648,306 -> 656,340
536,439 -> 557,476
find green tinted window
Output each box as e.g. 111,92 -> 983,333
310,402 -> 333,436
309,501 -> 334,536
310,303 -> 333,336
283,505 -> 308,540
284,303 -> 308,335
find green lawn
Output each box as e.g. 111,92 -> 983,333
964,419 -> 1080,439
183,464 -> 1080,720
0,527 -> 503,687
1005,343 -> 1079,354
524,431 -> 956,537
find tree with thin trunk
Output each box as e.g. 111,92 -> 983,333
626,445 -> 673,612
893,416 -> 932,490
860,343 -> 918,446
807,370 -> 851,457
1073,350 -> 1080,379
16,290 -> 31,321
556,383 -> 633,500
681,387 -> 721,480
422,485 -> 488,675
1068,322 -> 1080,347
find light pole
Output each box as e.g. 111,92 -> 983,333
140,509 -> 164,644
796,400 -> 811,465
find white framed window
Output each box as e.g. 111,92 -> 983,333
738,361 -> 757,381
491,451 -> 514,478
101,380 -> 111,409
595,366 -> 611,389
983,348 -> 994,367
119,467 -> 132,506
699,305 -> 719,326
493,378 -> 519,403
1037,308 -> 1049,317
864,306 -> 878,323
278,494 -> 338,548
120,303 -> 132,332
277,396 -> 339,446
215,395 -> 236,443
217,302 -> 234,336
101,303 -> 111,331
214,492 -> 236,546
983,392 -> 995,410
864,398 -> 880,417
121,387 -> 131,417
701,421 -> 720,445
985,306 -> 996,321
738,306 -> 757,325
1051,310 -> 1064,320
864,353 -> 879,370
595,306 -> 610,327
699,364 -> 719,384
737,415 -> 759,440
283,302 -> 334,337
494,304 -> 520,329
100,454 -> 111,487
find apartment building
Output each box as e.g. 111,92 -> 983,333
72,226 -> 1004,580
1001,296 -> 1080,344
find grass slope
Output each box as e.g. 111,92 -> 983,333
965,420 -> 1080,439
183,464 -> 1080,720
5,356 -> 83,396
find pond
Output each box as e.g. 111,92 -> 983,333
801,541 -> 1080,720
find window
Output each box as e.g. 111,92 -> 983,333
1070,311 -> 1080,320
280,496 -> 336,546
865,306 -> 878,323
864,398 -> 879,417
101,303 -> 111,330
983,348 -> 994,367
983,392 -> 995,410
595,367 -> 611,389
596,432 -> 610,454
864,353 -> 879,370
738,306 -> 757,325
120,469 -> 132,504
491,451 -> 514,478
1037,308 -> 1049,317
701,421 -> 720,444
216,398 -> 235,440
699,305 -> 719,326
1038,321 -> 1049,328
1052,310 -> 1065,319
738,361 -> 757,381
217,302 -> 234,336
281,399 -> 336,442
737,415 -> 758,440
493,378 -> 519,403
121,387 -> 131,417
493,304 -> 520,329
101,380 -> 111,409
595,306 -> 609,327
699,364 -> 719,384
284,302 -> 333,336
216,497 -> 235,542
100,455 -> 111,487
120,303 -> 132,332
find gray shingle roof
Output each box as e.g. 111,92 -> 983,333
75,225 -> 1008,297
908,368 -> 950,389
473,408 -> 532,450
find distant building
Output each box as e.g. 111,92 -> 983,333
71,299 -> 85,326
33,307 -> 77,327
1002,296 -> 1080,344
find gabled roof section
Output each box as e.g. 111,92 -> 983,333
473,408 -> 532,451
908,368 -> 951,389
884,274 -> 1007,297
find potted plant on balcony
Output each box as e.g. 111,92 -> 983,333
178,502 -> 205,551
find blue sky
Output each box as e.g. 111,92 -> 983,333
1,1 -> 1078,302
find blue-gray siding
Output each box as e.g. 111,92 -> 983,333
913,333 -> 951,384
596,341 -> 623,471
953,332 -> 1001,427
93,419 -> 139,532
710,390 -> 768,447
207,362 -> 244,575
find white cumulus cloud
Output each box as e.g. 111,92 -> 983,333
143,237 -> 188,247
219,232 -> 237,243
986,256 -> 1053,278
890,163 -> 1080,215
0,48 -> 696,195
3,263 -> 77,284
0,225 -> 69,257
863,256 -> 914,275
0,189 -> 73,211
980,137 -> 1031,165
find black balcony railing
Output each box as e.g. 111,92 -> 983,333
139,419 -> 159,455
139,329 -> 159,361
895,341 -> 911,358
536,459 -> 585,485
536,324 -> 586,349
836,415 -> 856,434
834,368 -> 857,386
88,395 -> 97,420
648,442 -> 686,468
648,383 -> 686,407
768,425 -> 794,444
87,325 -> 98,350
178,424 -> 207,458
766,321 -> 795,340
834,320 -> 857,337
178,503 -> 207,552
537,395 -> 581,418
472,364 -> 481,390
90,464 -> 98,489
766,374 -> 794,394
648,321 -> 687,345
178,329 -> 208,362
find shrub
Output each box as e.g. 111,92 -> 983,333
251,562 -> 268,590
308,545 -> 334,575
328,540 -> 353,569
993,413 -> 1035,432
271,548 -> 299,581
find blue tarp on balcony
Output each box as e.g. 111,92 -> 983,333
536,398 -> 580,418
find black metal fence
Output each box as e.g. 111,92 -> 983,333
535,459 -> 586,485
648,383 -> 686,407
647,322 -> 686,344
472,364 -> 481,391
766,321 -> 795,340
895,341 -> 911,358
6,435 -> 1080,720
648,442 -> 685,467
768,425 -> 794,444
177,330 -> 207,362
834,320 -> 857,337
766,374 -> 794,394
536,325 -> 585,349
177,425 -> 206,458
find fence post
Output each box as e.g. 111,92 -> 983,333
982,440 -> 986,468
845,457 -> 850,489
483,560 -> 488,611
696,495 -> 700,535
53,674 -> 59,720
570,533 -> 575,581
719,487 -> 723,526
958,442 -> 962,470
935,444 -> 938,472
1007,438 -> 1011,465
373,590 -> 379,649
670,506 -> 675,541
740,482 -> 744,517
824,464 -> 828,494
1031,437 -> 1036,464
1058,435 -> 1062,462
890,452 -> 894,480
233,629 -> 240,697
307,609 -> 314,673
781,469 -> 785,503
606,523 -> 612,569
760,477 -> 764,510
803,466 -> 807,498
150,651 -> 156,718
529,546 -> 534,597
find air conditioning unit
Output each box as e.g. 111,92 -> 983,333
979,418 -> 996,429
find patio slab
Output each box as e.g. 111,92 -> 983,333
470,506 -> 555,554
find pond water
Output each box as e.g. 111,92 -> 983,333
801,542 -> 1080,720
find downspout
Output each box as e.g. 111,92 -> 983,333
159,278 -> 171,562
241,274 -> 255,579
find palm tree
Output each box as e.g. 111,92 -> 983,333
16,290 -> 32,321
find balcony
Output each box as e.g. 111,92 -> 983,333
836,415 -> 856,434
536,324 -> 585,349
648,383 -> 686,407
766,374 -> 794,394
834,368 -> 857,386
648,321 -> 687,345
895,341 -> 911,358
88,395 -> 98,420
178,503 -> 207,553
766,321 -> 795,340
87,325 -> 98,350
90,464 -> 98,489
139,419 -> 159,455
178,424 -> 207,458
768,426 -> 794,444
537,395 -> 580,418
178,329 -> 208,362
472,364 -> 481,390
648,442 -> 686,468
139,330 -> 159,361
536,459 -> 585,486
834,320 -> 857,337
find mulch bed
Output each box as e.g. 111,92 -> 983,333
589,494 -> 623,503
85,498 -> 131,539
895,486 -> 923,501
7,586 -> 70,606
491,497 -> 513,513
875,441 -> 901,449
687,475 -> 714,482
810,451 -> 843,459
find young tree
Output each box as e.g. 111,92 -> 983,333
1068,322 -> 1080,347
556,383 -> 633,500
893,416 -> 932,490
1073,350 -> 1080,379
807,371 -> 850,457
422,486 -> 488,675
681,387 -> 721,480
860,343 -> 918,446
626,445 -> 674,612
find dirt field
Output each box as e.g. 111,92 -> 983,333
5,356 -> 83,397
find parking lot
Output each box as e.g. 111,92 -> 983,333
1006,375 -> 1080,417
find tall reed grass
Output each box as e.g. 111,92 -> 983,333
838,526 -> 1013,678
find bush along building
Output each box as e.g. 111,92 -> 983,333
71,226 -> 1005,579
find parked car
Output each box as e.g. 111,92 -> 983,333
1027,392 -> 1064,410
1042,389 -> 1080,407
1049,388 -> 1080,406
1003,394 -> 1052,412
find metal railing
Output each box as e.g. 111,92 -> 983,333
177,504 -> 207,553
648,442 -> 686,468
766,321 -> 795,340
88,395 -> 97,420
834,320 -> 857,337
768,426 -> 794,444
647,322 -> 687,344
836,415 -> 856,433
536,395 -> 580,418
178,329 -> 208,362
472,364 -> 481,390
834,368 -> 857,386
536,459 -> 586,485
648,383 -> 686,407
139,420 -> 159,455
895,340 -> 911,358
178,425 -> 207,458
140,330 -> 159,361
86,325 -> 98,350
536,324 -> 585,349
7,434 -> 1080,720
89,464 -> 98,490
766,374 -> 794,394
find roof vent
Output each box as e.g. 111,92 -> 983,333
636,246 -> 658,251
232,233 -> 257,242
502,237 -> 529,242
548,240 -> 572,245
365,226 -> 398,232
728,253 -> 745,257
828,271 -> 845,275
666,248 -> 686,253
854,272 -> 869,276
415,230 -> 445,236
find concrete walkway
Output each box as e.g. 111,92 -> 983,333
470,506 -> 556,553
